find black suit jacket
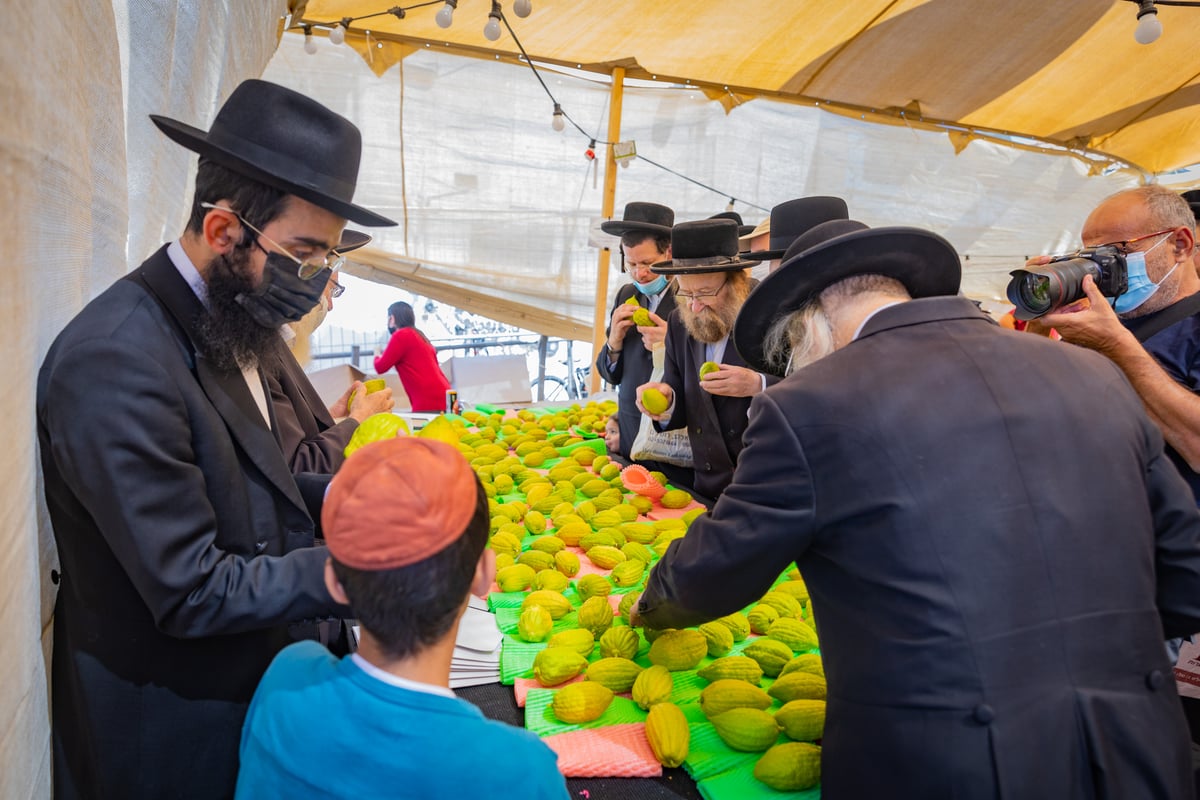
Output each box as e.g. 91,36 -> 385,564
641,297 -> 1200,799
658,291 -> 778,501
266,345 -> 358,474
37,246 -> 347,799
594,282 -> 678,459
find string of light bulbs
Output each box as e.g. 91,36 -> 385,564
1126,0 -> 1200,44
293,1 -> 765,212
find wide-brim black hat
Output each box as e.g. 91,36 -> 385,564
745,196 -> 849,260
734,220 -> 961,375
1182,189 -> 1200,219
600,202 -> 674,236
337,230 -> 371,253
707,211 -> 754,237
151,79 -> 396,228
651,219 -> 761,275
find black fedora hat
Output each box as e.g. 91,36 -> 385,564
337,230 -> 371,253
707,211 -> 754,238
745,196 -> 849,260
600,202 -> 674,237
1182,189 -> 1200,219
734,220 -> 961,375
151,80 -> 396,228
651,219 -> 761,275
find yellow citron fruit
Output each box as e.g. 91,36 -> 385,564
631,307 -> 652,327
699,361 -> 720,378
416,415 -> 460,445
642,388 -> 669,415
624,296 -> 640,306
346,377 -> 389,412
343,413 -> 409,458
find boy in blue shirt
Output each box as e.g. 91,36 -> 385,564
236,437 -> 568,799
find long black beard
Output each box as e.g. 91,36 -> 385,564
193,246 -> 285,376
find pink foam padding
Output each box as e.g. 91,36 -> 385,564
542,723 -> 664,778
514,673 -> 584,707
646,501 -> 702,521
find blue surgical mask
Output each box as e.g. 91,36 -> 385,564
1114,234 -> 1175,315
634,275 -> 668,296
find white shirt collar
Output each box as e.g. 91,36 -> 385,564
166,239 -> 208,307
350,653 -> 456,698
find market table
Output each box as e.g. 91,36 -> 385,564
457,681 -> 702,799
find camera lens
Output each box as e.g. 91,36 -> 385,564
1006,257 -> 1101,320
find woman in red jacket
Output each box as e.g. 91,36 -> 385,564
374,302 -> 452,412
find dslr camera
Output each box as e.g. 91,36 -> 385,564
1006,245 -> 1127,320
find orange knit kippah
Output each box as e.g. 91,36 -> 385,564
322,436 -> 479,570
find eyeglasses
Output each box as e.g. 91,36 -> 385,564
1094,228 -> 1175,255
329,278 -> 345,299
201,202 -> 344,279
675,281 -> 727,303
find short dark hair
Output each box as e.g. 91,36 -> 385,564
185,159 -> 289,235
331,479 -> 490,659
621,230 -> 670,253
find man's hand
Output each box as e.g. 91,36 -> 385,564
607,302 -> 637,352
636,381 -> 674,421
333,380 -> 396,422
636,309 -> 668,350
699,365 -> 763,397
1031,275 -> 1133,356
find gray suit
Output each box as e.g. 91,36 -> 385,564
641,296 -> 1200,799
38,246 -> 346,799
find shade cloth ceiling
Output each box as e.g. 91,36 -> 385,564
292,0 -> 1200,177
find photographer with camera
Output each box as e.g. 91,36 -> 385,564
1013,186 -> 1200,504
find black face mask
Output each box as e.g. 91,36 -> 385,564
235,252 -> 331,329
388,325 -> 397,335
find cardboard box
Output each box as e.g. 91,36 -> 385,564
304,364 -> 412,411
441,355 -> 531,405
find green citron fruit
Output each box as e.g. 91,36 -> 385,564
624,296 -> 640,306
343,413 -> 409,458
642,388 -> 669,415
631,308 -> 652,327
698,361 -> 720,378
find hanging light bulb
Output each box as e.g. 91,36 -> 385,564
551,103 -> 565,132
513,0 -> 532,18
303,25 -> 318,54
1134,1 -> 1162,44
329,17 -> 351,45
484,1 -> 503,41
435,0 -> 457,29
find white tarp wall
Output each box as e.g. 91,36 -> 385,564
263,32 -> 1137,338
3,2 -> 281,795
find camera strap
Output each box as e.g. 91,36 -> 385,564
1124,291 -> 1200,343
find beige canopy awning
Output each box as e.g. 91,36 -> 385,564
291,0 -> 1200,176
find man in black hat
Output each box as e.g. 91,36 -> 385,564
741,196 -> 849,275
270,232 -> 397,475
594,202 -> 692,487
636,219 -> 1200,798
37,79 -> 396,799
635,218 -> 775,502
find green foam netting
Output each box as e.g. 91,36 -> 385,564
697,759 -> 820,800
524,689 -> 647,737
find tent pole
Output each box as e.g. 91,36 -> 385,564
589,66 -> 625,395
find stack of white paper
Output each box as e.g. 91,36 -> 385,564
449,595 -> 503,688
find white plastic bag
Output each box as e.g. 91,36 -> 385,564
629,343 -> 693,468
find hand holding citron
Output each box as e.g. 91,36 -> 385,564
642,388 -> 669,415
